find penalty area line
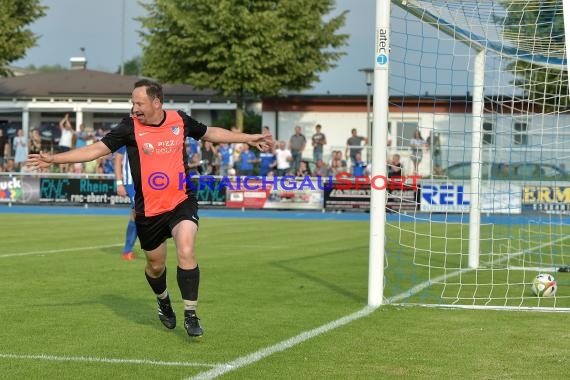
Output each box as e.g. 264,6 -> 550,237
0,244 -> 123,259
187,305 -> 377,380
0,353 -> 224,368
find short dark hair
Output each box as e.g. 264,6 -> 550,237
134,79 -> 164,103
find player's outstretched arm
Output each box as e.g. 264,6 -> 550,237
26,141 -> 112,170
203,127 -> 273,152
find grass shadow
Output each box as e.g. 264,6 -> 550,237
271,246 -> 368,303
98,294 -> 204,342
98,294 -> 156,327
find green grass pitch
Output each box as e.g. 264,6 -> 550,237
1,212 -> 570,379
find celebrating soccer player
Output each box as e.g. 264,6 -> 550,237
27,79 -> 273,338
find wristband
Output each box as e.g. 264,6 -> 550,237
116,180 -> 124,186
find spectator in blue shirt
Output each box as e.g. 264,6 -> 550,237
237,144 -> 258,176
75,124 -> 92,149
218,143 -> 232,176
186,137 -> 200,158
352,152 -> 367,177
259,148 -> 276,176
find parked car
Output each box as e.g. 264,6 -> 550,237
443,162 -> 570,181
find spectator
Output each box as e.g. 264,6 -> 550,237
296,160 -> 311,177
13,129 -> 27,171
388,153 -> 403,178
217,143 -> 232,176
187,152 -> 202,173
94,127 -> 108,141
58,114 -> 74,173
427,132 -> 442,175
201,140 -> 217,175
96,153 -> 114,175
330,150 -> 347,175
72,162 -> 84,174
410,129 -> 426,175
3,158 -> 15,173
58,114 -> 74,153
314,159 -> 331,177
75,123 -> 92,149
29,129 -> 42,155
259,145 -> 276,176
237,143 -> 258,176
311,124 -> 327,163
346,128 -> 368,166
289,126 -> 306,174
330,157 -> 344,176
352,152 -> 367,176
186,137 -> 200,160
275,141 -> 292,176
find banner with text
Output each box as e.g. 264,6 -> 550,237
225,179 -> 322,210
420,182 -> 522,214
323,182 -> 419,212
522,185 -> 570,214
0,174 -> 40,203
39,178 -> 131,205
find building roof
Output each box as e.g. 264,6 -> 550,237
0,69 -> 228,102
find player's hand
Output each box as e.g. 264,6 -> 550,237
248,132 -> 274,152
117,184 -> 127,197
26,151 -> 54,170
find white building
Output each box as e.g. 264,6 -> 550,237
0,69 -> 236,147
262,94 -> 570,176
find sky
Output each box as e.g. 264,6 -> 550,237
14,0 -> 377,95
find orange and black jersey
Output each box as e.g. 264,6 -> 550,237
101,110 -> 207,217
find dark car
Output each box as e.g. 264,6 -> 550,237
443,162 -> 569,181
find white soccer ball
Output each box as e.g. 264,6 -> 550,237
531,273 -> 557,297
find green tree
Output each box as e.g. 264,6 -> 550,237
498,0 -> 568,112
138,0 -> 348,129
116,56 -> 143,76
212,109 -> 261,135
0,0 -> 47,76
25,63 -> 66,73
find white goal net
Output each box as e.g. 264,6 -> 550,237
382,0 -> 570,310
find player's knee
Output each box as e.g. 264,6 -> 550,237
177,245 -> 195,260
145,261 -> 166,277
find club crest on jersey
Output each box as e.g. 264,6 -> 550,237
142,142 -> 154,155
171,126 -> 180,135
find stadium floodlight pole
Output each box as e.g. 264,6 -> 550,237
359,67 -> 374,143
120,0 -> 126,76
368,0 -> 390,307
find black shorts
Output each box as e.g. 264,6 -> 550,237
135,197 -> 199,251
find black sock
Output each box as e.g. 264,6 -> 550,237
177,265 -> 200,304
145,267 -> 167,296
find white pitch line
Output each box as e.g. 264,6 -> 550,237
0,244 -> 122,258
507,266 -> 559,272
0,353 -> 224,368
188,305 -> 377,380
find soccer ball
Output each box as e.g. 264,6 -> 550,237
531,273 -> 557,297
